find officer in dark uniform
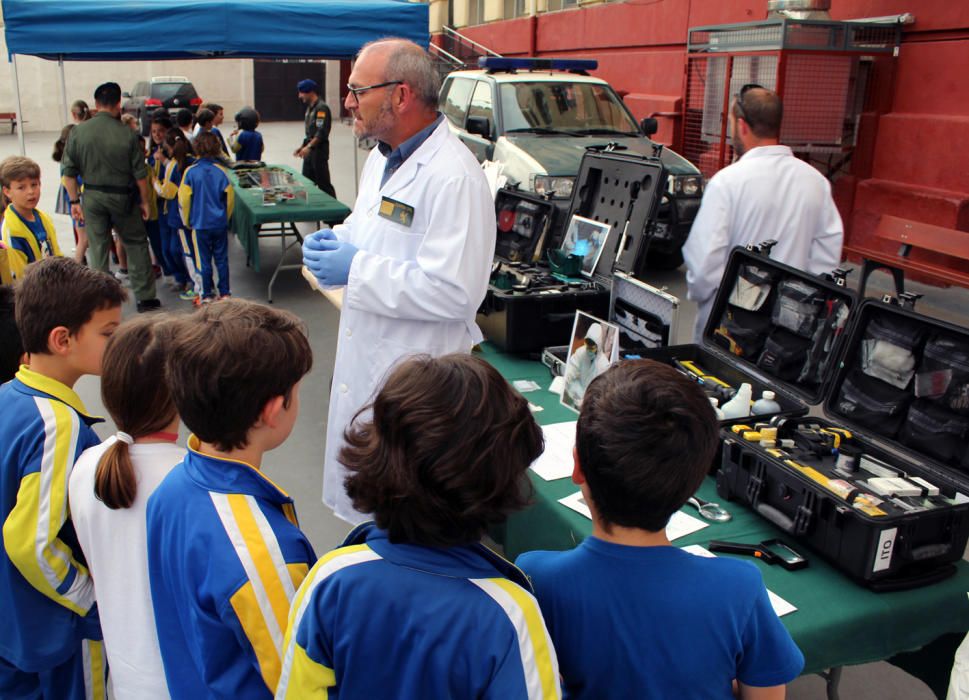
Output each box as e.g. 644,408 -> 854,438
293,79 -> 335,197
62,82 -> 160,311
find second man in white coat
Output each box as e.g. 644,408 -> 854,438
303,38 -> 496,524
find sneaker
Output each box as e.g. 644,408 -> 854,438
113,269 -> 130,287
178,287 -> 197,301
136,298 -> 162,313
218,293 -> 232,301
194,295 -> 214,307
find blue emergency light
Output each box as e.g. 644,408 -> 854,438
478,57 -> 598,73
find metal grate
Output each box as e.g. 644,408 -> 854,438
688,19 -> 899,54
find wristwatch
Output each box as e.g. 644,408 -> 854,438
70,198 -> 80,205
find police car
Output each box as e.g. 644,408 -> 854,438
441,57 -> 703,268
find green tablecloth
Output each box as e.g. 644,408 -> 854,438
477,342 -> 969,678
228,165 -> 351,272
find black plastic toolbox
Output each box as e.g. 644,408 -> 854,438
717,292 -> 969,590
478,150 -> 667,355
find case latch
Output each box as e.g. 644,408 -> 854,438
746,239 -> 777,257
746,459 -> 766,504
881,291 -> 922,310
793,491 -> 817,536
824,267 -> 853,287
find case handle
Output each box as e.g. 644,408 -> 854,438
754,503 -> 796,533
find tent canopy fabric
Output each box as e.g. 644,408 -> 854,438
2,0 -> 429,61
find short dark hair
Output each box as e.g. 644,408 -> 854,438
15,257 -> 128,355
342,353 -> 543,546
94,82 -> 122,107
193,131 -> 222,158
576,360 -> 719,533
0,156 -> 41,186
151,113 -> 174,130
195,108 -> 215,128
733,87 -> 782,139
166,299 -> 312,452
176,108 -> 194,129
0,286 -> 23,382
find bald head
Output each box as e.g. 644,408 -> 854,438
359,39 -> 440,110
732,87 -> 782,139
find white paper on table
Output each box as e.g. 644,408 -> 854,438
529,422 -> 577,481
681,545 -> 798,617
558,492 -> 708,542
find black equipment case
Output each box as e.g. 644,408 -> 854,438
642,242 -> 860,438
476,149 -> 667,355
715,268 -> 969,589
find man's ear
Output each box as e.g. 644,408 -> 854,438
572,445 -> 586,486
47,326 -> 72,357
259,395 -> 286,430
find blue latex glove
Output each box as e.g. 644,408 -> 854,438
303,227 -> 337,252
304,237 -> 359,286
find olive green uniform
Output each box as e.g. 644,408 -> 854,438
301,97 -> 334,197
62,111 -> 156,301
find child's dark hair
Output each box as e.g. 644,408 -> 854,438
576,360 -> 719,533
342,353 -> 543,547
53,124 -> 74,163
15,257 -> 127,355
163,129 -> 193,172
194,131 -> 222,159
166,299 -> 312,452
151,113 -> 174,131
0,156 -> 41,211
195,108 -> 215,129
0,286 -> 24,383
71,100 -> 91,122
176,108 -> 194,129
95,315 -> 179,509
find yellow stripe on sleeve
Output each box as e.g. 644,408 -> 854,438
278,637 -> 335,700
230,581 -> 282,692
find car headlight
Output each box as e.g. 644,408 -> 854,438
668,175 -> 703,197
533,175 -> 575,199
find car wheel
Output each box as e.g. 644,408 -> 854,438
646,247 -> 684,271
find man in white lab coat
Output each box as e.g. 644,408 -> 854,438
564,323 -> 610,409
682,85 -> 843,341
302,39 -> 496,524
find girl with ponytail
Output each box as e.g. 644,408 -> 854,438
68,314 -> 183,698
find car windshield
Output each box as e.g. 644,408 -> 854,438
500,81 -> 640,135
152,83 -> 196,100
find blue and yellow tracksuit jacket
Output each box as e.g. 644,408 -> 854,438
178,158 -> 234,232
0,367 -> 101,671
276,523 -> 562,699
153,158 -> 193,231
0,206 -> 62,279
147,436 -> 316,698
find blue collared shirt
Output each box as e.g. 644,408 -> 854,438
378,113 -> 444,188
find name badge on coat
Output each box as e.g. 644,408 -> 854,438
378,197 -> 415,227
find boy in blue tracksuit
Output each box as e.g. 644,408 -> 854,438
178,131 -> 235,302
516,361 -> 804,700
0,157 -> 62,280
154,129 -> 199,301
0,258 -> 126,699
229,107 -> 264,163
277,354 -> 561,700
147,299 -> 316,698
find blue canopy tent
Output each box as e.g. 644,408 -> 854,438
2,0 -> 429,152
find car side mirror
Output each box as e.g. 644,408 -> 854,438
466,116 -> 492,139
640,117 -> 658,137
122,92 -> 131,98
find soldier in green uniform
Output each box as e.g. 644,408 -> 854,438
293,79 -> 335,197
62,82 -> 159,311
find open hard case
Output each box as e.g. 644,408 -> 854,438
477,149 -> 667,355
709,249 -> 969,590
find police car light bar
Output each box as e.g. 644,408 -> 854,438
478,57 -> 598,73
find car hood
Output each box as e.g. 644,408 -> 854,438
504,134 -> 698,176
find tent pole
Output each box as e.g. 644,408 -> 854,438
12,54 -> 26,156
59,58 -> 69,125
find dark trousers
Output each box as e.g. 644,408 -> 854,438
145,218 -> 171,276
159,216 -> 189,285
194,228 -> 230,298
302,148 -> 335,198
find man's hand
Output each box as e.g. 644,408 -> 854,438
303,236 -> 358,287
140,201 -> 150,221
303,228 -> 337,251
293,147 -> 304,158
70,203 -> 85,226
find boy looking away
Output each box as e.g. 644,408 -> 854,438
0,257 -> 125,698
147,299 -> 316,698
516,360 -> 804,700
1,156 -> 62,280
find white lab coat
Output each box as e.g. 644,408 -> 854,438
564,323 -> 609,407
682,145 -> 844,341
321,120 -> 496,524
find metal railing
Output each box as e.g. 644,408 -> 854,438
439,25 -> 501,66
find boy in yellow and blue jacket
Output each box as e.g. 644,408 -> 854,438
178,131 -> 234,302
0,257 -> 126,699
0,157 -> 62,280
147,299 -> 316,698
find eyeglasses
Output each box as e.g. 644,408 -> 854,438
346,80 -> 403,103
733,83 -> 765,122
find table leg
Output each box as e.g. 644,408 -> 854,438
818,666 -> 843,700
267,223 -> 305,303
